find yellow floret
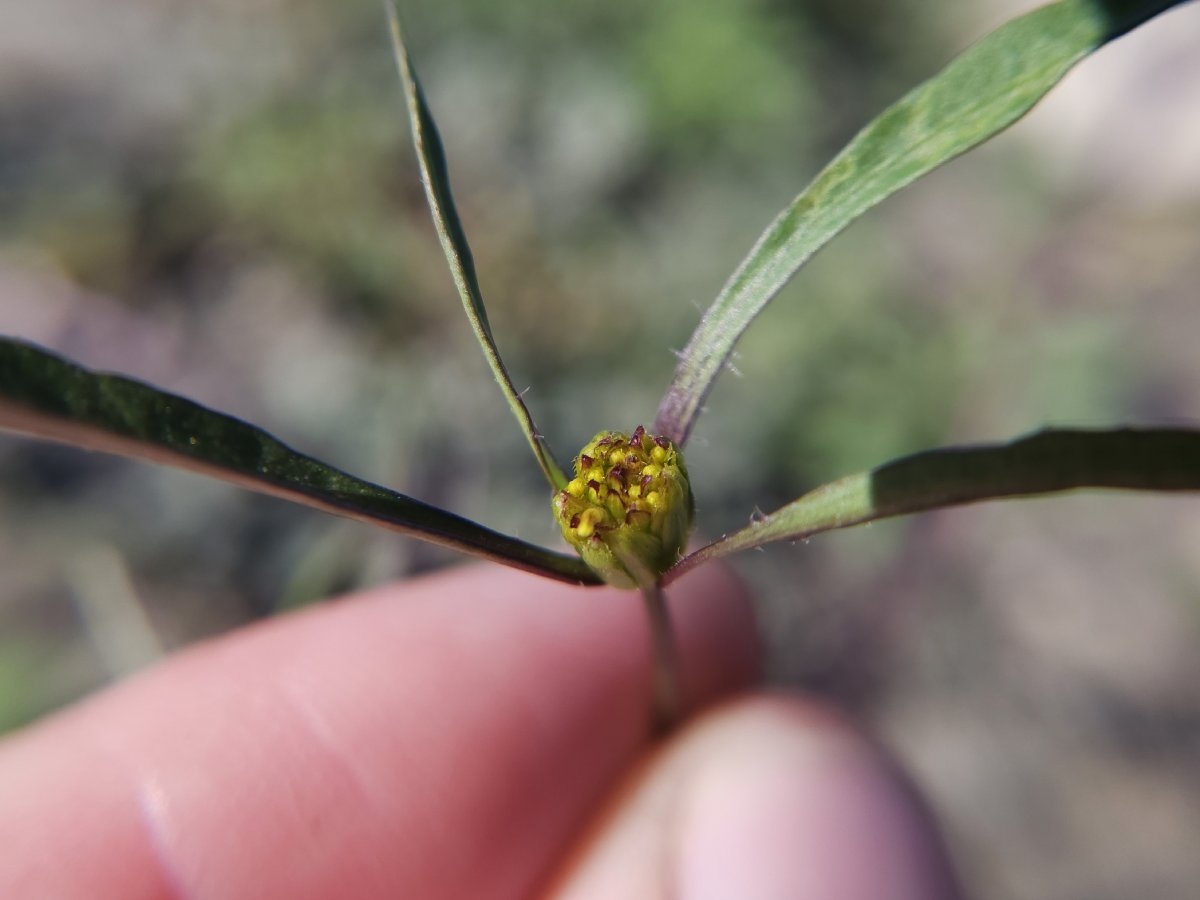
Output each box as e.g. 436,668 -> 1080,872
575,507 -> 605,539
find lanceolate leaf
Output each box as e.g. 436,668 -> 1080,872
385,2 -> 568,490
0,338 -> 600,586
654,0 -> 1190,446
665,427 -> 1200,582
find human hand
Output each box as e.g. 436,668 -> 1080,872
0,563 -> 960,899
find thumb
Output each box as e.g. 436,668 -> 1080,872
546,695 -> 963,900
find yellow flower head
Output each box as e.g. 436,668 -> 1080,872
552,425 -> 694,588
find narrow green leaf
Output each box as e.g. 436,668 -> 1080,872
384,2 -> 568,490
665,427 -> 1200,582
654,0 -> 1191,446
0,338 -> 600,586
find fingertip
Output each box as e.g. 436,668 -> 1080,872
547,695 -> 962,900
674,697 -> 962,900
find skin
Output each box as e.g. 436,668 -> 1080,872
0,562 -> 962,899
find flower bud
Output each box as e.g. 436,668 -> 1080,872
552,425 -> 694,588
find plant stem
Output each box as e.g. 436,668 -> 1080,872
641,584 -> 683,733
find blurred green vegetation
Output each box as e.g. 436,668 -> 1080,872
1,2 -> 1199,896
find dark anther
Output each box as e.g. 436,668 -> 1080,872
654,435 -> 671,449
570,514 -> 581,528
631,424 -> 646,445
641,474 -> 653,489
625,508 -> 651,527
579,454 -> 593,468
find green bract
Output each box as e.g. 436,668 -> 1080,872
552,427 -> 694,588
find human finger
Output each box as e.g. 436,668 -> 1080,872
0,561 -> 758,900
545,695 -> 963,900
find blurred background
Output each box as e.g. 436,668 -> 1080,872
2,0 -> 1199,895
